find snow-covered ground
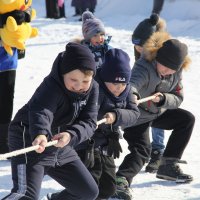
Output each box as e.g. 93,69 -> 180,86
1,0 -> 200,199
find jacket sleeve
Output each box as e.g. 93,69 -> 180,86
28,79 -> 62,141
158,74 -> 184,109
130,62 -> 149,98
66,82 -> 99,147
113,90 -> 140,128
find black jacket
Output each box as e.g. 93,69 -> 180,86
9,52 -> 99,165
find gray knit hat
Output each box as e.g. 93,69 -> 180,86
82,11 -> 105,40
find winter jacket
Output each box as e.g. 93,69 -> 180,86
131,32 -> 191,126
0,45 -> 18,72
72,36 -> 112,68
9,52 -> 99,165
76,69 -> 140,149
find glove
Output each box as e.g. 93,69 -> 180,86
156,93 -> 165,106
84,138 -> 95,168
107,133 -> 122,159
17,49 -> 25,59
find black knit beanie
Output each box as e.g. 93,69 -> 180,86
156,39 -> 188,71
132,13 -> 159,46
100,48 -> 131,83
60,42 -> 96,75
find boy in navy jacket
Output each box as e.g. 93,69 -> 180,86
2,42 -> 99,200
76,48 -> 140,199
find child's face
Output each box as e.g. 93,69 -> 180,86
63,69 -> 93,93
156,62 -> 176,77
135,45 -> 143,53
105,82 -> 127,97
90,32 -> 105,46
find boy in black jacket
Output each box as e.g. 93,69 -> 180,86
76,48 -> 140,200
2,42 -> 99,200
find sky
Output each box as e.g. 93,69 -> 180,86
0,0 -> 200,199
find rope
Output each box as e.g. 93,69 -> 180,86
0,119 -> 107,160
0,95 -> 155,160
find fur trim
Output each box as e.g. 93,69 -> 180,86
143,31 -> 191,70
182,55 -> 191,70
143,32 -> 171,62
70,36 -> 83,44
156,17 -> 167,32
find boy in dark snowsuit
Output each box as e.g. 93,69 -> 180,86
2,42 -> 99,200
76,48 -> 140,200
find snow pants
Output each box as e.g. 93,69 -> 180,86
2,158 -> 99,200
77,149 -> 116,199
116,108 -> 195,184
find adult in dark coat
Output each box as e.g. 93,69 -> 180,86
45,0 -> 65,19
71,0 -> 97,18
152,0 -> 165,15
2,43 -> 99,200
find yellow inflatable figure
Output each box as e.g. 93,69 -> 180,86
0,0 -> 38,55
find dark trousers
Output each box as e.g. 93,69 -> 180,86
2,158 -> 98,200
77,150 -> 116,199
74,0 -> 97,14
0,70 -> 16,153
45,0 -> 65,19
152,0 -> 165,15
0,70 -> 16,124
117,108 -> 195,184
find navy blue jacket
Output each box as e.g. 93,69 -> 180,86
76,69 -> 140,149
9,52 -> 99,165
81,36 -> 112,68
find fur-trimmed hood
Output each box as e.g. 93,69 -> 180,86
143,31 -> 191,70
156,17 -> 167,32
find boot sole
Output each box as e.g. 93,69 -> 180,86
156,174 -> 193,183
145,168 -> 158,173
112,189 -> 132,200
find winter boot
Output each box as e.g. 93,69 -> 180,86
156,157 -> 193,183
145,149 -> 162,173
111,176 -> 133,200
0,123 -> 9,154
45,192 -> 59,200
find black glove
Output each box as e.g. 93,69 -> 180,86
107,133 -> 122,159
156,94 -> 165,106
84,138 -> 95,168
17,49 -> 26,59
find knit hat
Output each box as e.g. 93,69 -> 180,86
82,11 -> 105,40
132,13 -> 159,46
156,39 -> 188,71
100,48 -> 131,83
60,42 -> 96,74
